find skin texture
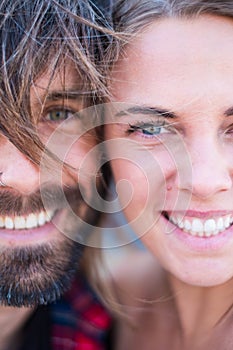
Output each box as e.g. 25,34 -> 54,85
105,15 -> 233,349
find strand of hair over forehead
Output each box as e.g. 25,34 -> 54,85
3,0 -> 111,91
0,0 -> 114,167
113,0 -> 233,32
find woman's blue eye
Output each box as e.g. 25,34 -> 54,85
46,110 -> 72,122
128,123 -> 169,136
142,125 -> 163,135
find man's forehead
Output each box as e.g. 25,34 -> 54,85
32,60 -> 83,95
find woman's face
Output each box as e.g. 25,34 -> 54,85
105,15 -> 233,286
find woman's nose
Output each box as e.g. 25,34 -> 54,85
178,139 -> 232,199
0,139 -> 40,194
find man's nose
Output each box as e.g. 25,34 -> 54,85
0,139 -> 40,194
178,138 -> 232,199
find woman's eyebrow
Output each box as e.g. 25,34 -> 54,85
115,106 -> 177,119
224,107 -> 233,117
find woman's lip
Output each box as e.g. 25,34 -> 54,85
165,210 -> 233,219
160,213 -> 233,252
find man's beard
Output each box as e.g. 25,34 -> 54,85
0,183 -> 99,307
0,239 -> 83,307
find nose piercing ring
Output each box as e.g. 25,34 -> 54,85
0,173 -> 6,187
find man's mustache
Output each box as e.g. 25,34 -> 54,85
0,184 -> 84,216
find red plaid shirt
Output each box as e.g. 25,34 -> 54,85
20,274 -> 112,350
51,275 -> 112,350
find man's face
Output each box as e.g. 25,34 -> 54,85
0,60 -> 99,306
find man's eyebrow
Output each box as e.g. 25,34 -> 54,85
46,90 -> 93,101
32,90 -> 89,116
115,106 -> 177,119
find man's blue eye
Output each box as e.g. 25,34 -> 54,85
47,110 -> 71,121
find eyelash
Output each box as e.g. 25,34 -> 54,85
126,119 -> 172,138
225,124 -> 233,134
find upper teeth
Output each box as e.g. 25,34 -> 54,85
0,210 -> 55,230
169,214 -> 233,237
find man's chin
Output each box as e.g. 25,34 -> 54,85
0,239 -> 83,307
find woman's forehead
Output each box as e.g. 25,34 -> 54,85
110,15 -> 233,107
117,15 -> 233,66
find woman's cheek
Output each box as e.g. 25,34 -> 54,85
111,159 -> 149,218
110,150 -> 176,227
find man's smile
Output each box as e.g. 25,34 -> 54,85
0,209 -> 55,230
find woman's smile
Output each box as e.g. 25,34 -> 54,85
164,211 -> 233,237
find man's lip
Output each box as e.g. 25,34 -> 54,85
164,210 -> 233,219
0,209 -> 65,247
0,209 -> 56,230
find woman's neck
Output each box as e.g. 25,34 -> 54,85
168,273 -> 233,348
